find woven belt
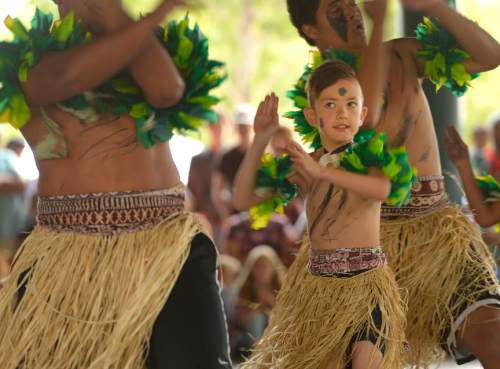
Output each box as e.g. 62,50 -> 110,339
37,187 -> 185,235
382,175 -> 448,218
309,247 -> 387,276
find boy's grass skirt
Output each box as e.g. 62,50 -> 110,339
0,209 -> 204,369
381,205 -> 500,368
240,238 -> 406,369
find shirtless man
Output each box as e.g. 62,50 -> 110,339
0,1 -> 231,368
286,0 -> 500,367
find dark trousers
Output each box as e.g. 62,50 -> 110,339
147,233 -> 232,369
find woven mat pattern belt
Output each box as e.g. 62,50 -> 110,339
382,175 -> 448,219
37,187 -> 185,235
309,247 -> 387,276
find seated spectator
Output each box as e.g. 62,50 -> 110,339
217,254 -> 243,322
471,126 -> 495,175
0,139 -> 27,281
489,113 -> 500,180
220,211 -> 297,266
227,245 -> 286,361
188,112 -> 227,240
212,104 -> 255,220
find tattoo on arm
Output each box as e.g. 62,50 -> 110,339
418,146 -> 430,163
392,50 -> 405,94
392,103 -> 413,147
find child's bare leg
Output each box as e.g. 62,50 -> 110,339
457,305 -> 500,369
351,341 -> 383,369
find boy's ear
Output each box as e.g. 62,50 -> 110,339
301,24 -> 319,43
359,106 -> 368,126
304,107 -> 318,127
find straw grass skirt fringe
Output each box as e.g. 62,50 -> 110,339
381,205 -> 500,368
240,238 -> 406,369
0,211 -> 203,369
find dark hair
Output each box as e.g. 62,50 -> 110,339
287,0 -> 321,46
307,60 -> 358,105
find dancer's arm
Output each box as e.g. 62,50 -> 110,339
443,126 -> 500,227
96,1 -> 185,108
356,0 -> 388,128
286,141 -> 391,201
232,94 -> 280,211
401,0 -> 500,74
22,0 -> 183,105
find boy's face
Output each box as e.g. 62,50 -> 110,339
305,78 -> 367,150
304,0 -> 366,51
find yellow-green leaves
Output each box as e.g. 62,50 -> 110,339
450,63 -> 472,87
51,11 -> 75,43
178,112 -> 205,128
4,16 -> 30,42
174,17 -> 194,70
130,103 -> 149,119
112,77 -> 141,95
0,93 -> 31,129
250,196 -> 284,230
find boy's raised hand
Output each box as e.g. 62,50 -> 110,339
254,93 -> 280,140
286,141 -> 323,179
363,0 -> 388,23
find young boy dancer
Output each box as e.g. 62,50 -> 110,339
286,0 -> 500,366
233,60 -> 408,369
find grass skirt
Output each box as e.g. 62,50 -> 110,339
0,211 -> 203,369
241,238 -> 406,369
381,205 -> 500,368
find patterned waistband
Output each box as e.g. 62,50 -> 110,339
308,247 -> 387,276
37,186 -> 185,235
382,175 -> 448,219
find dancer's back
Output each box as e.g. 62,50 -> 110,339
376,38 -> 442,177
22,105 -> 180,196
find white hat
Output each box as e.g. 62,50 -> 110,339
233,103 -> 256,125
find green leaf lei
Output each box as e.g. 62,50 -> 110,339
249,153 -> 297,230
474,174 -> 500,231
250,129 -> 417,229
338,129 -> 417,206
415,15 -> 478,97
0,9 -> 226,149
475,174 -> 500,202
0,9 -> 90,128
